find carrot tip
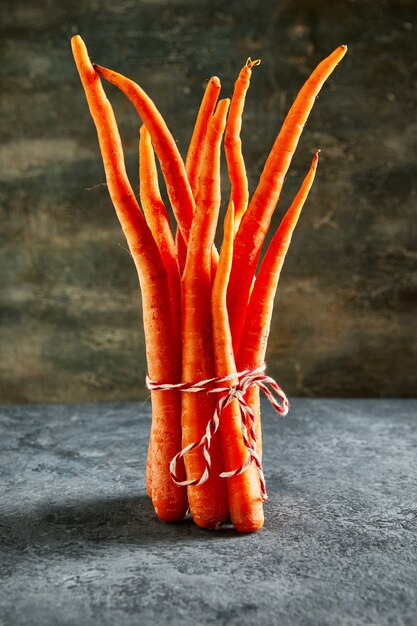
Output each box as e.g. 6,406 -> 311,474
210,76 -> 221,87
338,45 -> 348,58
139,124 -> 150,138
313,150 -> 320,165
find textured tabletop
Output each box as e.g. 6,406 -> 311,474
1,399 -> 416,626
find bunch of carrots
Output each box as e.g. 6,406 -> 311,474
72,35 -> 346,533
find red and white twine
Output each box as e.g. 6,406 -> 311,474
146,365 -> 289,500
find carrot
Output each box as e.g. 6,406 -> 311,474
186,76 -> 222,197
237,151 -> 320,458
139,125 -> 182,495
225,58 -> 260,228
71,35 -> 188,522
139,125 -> 181,352
211,202 -> 264,532
181,98 -> 230,528
176,76 -> 221,275
94,63 -> 195,243
227,46 -> 347,355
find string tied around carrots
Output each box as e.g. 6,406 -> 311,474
146,365 -> 289,500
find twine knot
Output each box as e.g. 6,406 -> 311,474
146,365 -> 289,500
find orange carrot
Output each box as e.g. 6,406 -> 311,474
139,125 -> 181,351
186,76 -> 222,197
139,125 -> 182,497
94,63 -> 195,243
225,58 -> 260,228
176,76 -> 221,275
228,46 -> 347,355
71,35 -> 188,522
237,151 -> 320,457
181,98 -> 230,528
211,202 -> 264,532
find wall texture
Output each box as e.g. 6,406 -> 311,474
1,0 -> 416,403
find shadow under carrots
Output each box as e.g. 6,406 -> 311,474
0,493 -> 244,558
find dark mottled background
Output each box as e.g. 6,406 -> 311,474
1,0 -> 416,404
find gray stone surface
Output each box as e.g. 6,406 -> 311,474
1,399 -> 416,625
1,0 -> 417,404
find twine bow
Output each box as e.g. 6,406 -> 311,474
146,365 -> 289,500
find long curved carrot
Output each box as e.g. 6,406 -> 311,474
228,45 -> 347,355
94,63 -> 195,243
71,35 -> 188,522
225,58 -> 260,228
237,151 -> 319,457
211,202 -> 264,532
181,98 -> 230,529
